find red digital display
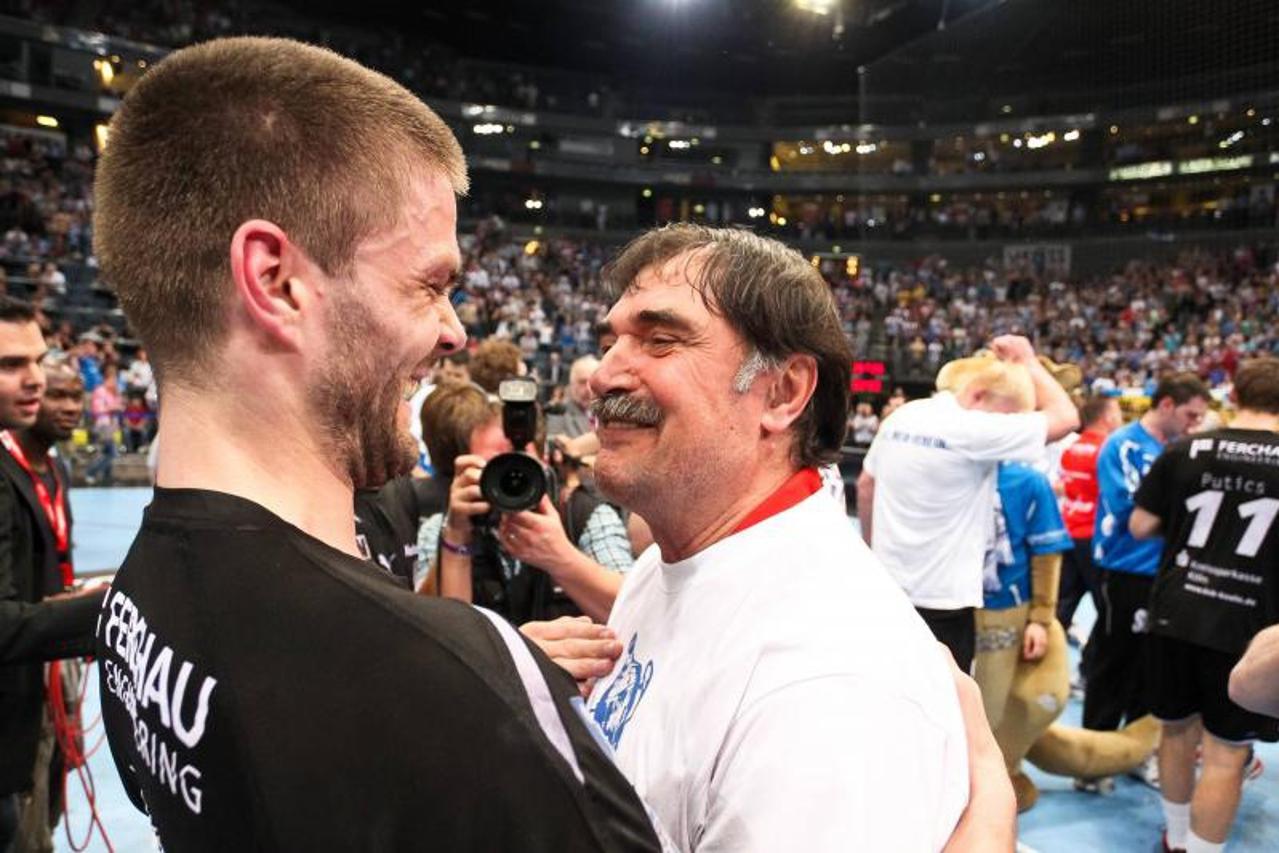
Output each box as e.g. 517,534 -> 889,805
850,360 -> 888,394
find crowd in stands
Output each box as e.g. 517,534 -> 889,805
855,245 -> 1279,397
0,102 -> 1275,476
0,132 -> 95,263
769,187 -> 1279,244
417,226 -> 1279,428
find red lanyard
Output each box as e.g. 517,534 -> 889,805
731,467 -> 824,535
0,430 -> 72,587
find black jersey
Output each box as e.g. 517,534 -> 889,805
1135,428 -> 1279,655
96,488 -> 661,852
354,475 -> 441,587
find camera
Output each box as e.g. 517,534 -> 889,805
469,377 -> 577,623
480,377 -> 554,513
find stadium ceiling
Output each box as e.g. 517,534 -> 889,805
288,0 -> 998,95
288,0 -> 1277,104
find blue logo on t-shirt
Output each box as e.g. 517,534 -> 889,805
591,635 -> 654,749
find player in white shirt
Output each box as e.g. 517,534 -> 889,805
857,348 -> 1079,671
549,225 -> 1013,851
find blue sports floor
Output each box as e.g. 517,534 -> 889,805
57,488 -> 1277,852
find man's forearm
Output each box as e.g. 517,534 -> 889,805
1230,624 -> 1279,717
542,549 -> 622,623
1025,358 -> 1079,441
436,550 -> 474,603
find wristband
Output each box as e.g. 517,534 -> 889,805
440,537 -> 473,557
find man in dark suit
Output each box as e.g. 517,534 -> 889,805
0,299 -> 104,851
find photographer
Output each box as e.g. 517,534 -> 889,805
415,383 -> 629,622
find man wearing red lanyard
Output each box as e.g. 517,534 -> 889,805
3,357 -> 93,850
0,301 -> 104,851
579,226 -> 1013,852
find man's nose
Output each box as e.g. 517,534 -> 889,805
590,338 -> 639,398
23,361 -> 45,393
434,299 -> 467,356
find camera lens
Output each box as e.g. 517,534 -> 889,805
480,453 -> 548,513
501,468 -> 529,495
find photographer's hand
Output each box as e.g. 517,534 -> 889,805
500,496 -> 624,623
435,455 -> 492,603
499,495 -> 575,570
446,455 -> 492,543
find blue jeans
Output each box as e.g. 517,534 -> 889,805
86,438 -> 116,483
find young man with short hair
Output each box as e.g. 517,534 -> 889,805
92,37 -> 661,851
1130,358 -> 1279,853
6,357 -> 88,850
0,302 -> 103,850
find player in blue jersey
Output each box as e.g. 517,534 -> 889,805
1085,374 -> 1210,740
975,461 -> 1072,810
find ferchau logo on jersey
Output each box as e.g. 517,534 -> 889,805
98,589 -> 217,815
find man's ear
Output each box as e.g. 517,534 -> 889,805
760,354 -> 818,437
229,220 -> 314,350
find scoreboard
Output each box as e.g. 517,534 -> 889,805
850,360 -> 887,394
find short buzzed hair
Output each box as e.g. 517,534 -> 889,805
94,37 -> 468,385
0,296 -> 36,326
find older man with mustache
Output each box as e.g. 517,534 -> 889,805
566,224 -> 1011,852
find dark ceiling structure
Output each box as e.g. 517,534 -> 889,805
292,0 -> 999,97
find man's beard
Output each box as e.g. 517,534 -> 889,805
309,296 -> 417,490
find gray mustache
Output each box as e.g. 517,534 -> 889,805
591,393 -> 664,427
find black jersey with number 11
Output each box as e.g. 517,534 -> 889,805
1135,428 -> 1279,656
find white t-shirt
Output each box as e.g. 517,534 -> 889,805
863,392 -> 1047,609
587,491 -> 968,852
